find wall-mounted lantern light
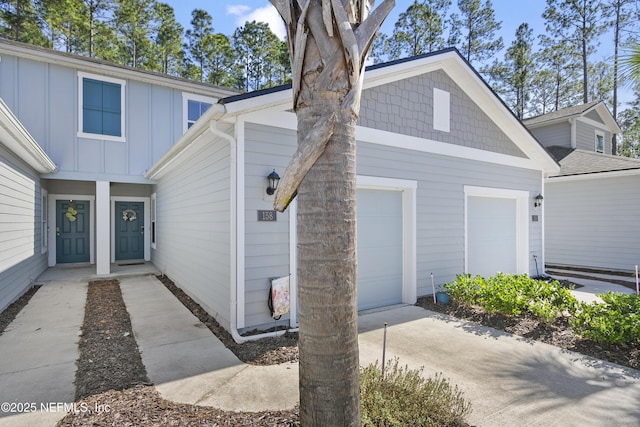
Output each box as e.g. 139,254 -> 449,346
534,194 -> 543,208
266,169 -> 280,195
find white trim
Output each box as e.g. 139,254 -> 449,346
288,199 -> 298,328
48,194 -> 96,267
40,189 -> 48,254
569,118 -> 577,149
357,175 -> 418,306
463,186 -> 530,275
110,196 -> 151,263
150,192 -> 157,249
96,181 -> 110,275
547,168 -> 640,182
182,92 -> 218,134
244,111 -> 546,172
356,126 -> 543,171
77,71 -> 126,143
539,171 -> 546,275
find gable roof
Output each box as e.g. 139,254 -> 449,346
524,101 -> 620,134
213,48 -> 559,173
0,98 -> 56,173
0,38 -> 241,97
547,146 -> 640,178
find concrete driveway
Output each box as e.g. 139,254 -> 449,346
358,305 -> 640,426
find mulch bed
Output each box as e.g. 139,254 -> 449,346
156,275 -> 299,365
57,278 -> 300,427
416,296 -> 640,371
72,279 -> 150,401
58,386 -> 299,427
0,285 -> 40,335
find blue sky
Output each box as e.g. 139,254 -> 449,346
164,1 -> 630,103
166,1 -> 550,53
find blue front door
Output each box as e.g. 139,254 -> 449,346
56,200 -> 90,264
115,201 -> 144,261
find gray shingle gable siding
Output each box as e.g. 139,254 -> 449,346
358,70 -> 526,158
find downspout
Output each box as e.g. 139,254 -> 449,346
208,120 -> 298,344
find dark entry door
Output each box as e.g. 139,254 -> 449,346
115,201 -> 144,261
56,200 -> 90,263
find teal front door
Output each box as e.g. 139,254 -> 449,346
115,201 -> 144,261
56,200 -> 90,264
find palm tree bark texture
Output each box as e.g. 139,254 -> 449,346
269,1 -> 394,425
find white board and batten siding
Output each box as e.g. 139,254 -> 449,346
545,174 -> 640,272
150,128 -> 233,329
0,146 -> 48,312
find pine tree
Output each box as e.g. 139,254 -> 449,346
112,0 -> 157,70
184,8 -> 214,82
154,2 -> 183,75
386,0 -> 451,59
1,0 -> 47,45
543,0 -> 607,104
448,0 -> 503,66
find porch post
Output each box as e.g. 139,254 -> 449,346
96,181 -> 110,275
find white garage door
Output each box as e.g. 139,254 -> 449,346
357,189 -> 403,310
467,196 -> 517,277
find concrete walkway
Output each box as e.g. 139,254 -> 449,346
0,277 -> 87,427
0,266 -> 639,426
119,275 -> 299,412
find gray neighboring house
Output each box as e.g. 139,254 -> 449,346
146,48 -> 559,337
524,101 -> 640,272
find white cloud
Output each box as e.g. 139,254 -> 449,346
226,4 -> 286,40
226,5 -> 251,16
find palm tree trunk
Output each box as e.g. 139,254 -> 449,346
297,106 -> 359,425
269,1 -> 395,425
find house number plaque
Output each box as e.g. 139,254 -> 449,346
258,210 -> 277,222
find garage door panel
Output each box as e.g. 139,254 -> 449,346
467,196 -> 517,277
357,189 -> 403,310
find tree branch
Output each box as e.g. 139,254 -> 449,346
273,113 -> 337,212
355,0 -> 395,64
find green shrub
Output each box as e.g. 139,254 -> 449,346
444,274 -> 482,306
570,292 -> 640,344
444,273 -> 578,323
360,358 -> 471,427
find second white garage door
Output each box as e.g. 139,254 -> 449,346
466,195 -> 518,277
357,189 -> 403,310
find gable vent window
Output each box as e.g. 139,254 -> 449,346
433,88 -> 451,133
78,72 -> 126,142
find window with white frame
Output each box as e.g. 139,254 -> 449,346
182,93 -> 216,132
151,192 -> 157,249
78,72 -> 126,142
595,130 -> 605,153
41,189 -> 48,254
